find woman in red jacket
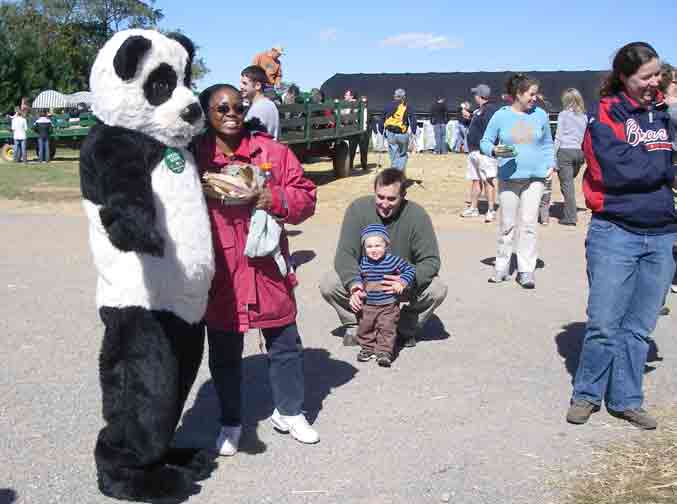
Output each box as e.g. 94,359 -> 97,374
195,84 -> 319,456
566,43 -> 676,430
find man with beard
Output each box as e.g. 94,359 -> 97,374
320,169 -> 447,348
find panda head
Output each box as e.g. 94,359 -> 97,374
90,29 -> 203,148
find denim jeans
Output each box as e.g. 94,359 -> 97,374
37,137 -> 50,162
432,123 -> 448,154
451,123 -> 468,153
13,139 -> 26,162
572,218 -> 677,411
385,130 -> 410,171
207,323 -> 305,426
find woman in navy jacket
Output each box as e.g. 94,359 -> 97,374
567,42 -> 676,430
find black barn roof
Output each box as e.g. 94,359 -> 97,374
321,71 -> 607,113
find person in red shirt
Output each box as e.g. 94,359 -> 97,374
194,84 -> 319,456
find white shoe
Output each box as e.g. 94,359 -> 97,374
460,207 -> 479,218
485,209 -> 495,222
271,409 -> 320,444
215,424 -> 242,456
672,283 -> 677,293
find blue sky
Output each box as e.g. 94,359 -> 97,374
157,0 -> 676,92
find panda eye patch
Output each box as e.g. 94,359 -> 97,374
143,63 -> 178,106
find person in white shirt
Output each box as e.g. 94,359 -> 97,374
240,65 -> 280,140
10,107 -> 28,162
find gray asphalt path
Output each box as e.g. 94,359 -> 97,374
2,213 -> 676,504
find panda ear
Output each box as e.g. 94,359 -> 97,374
113,35 -> 152,81
166,32 -> 195,87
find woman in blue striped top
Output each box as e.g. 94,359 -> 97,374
350,224 -> 415,367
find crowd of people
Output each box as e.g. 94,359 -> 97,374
9,38 -> 676,462
192,41 -> 676,462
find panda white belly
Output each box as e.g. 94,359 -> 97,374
83,148 -> 215,324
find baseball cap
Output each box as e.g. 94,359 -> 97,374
471,84 -> 491,98
393,88 -> 406,99
272,44 -> 285,54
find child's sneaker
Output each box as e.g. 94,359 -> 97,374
485,209 -> 495,223
357,349 -> 375,362
376,353 -> 392,367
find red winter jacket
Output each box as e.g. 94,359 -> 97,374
195,131 -> 317,333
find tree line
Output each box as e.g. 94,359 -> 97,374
0,0 -> 208,114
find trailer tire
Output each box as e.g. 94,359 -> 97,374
1,144 -> 14,162
333,140 -> 351,179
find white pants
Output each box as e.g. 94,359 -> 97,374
496,179 -> 545,274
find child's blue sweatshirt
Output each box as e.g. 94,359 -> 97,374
356,253 -> 415,306
480,106 -> 555,180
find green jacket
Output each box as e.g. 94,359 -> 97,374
334,195 -> 441,294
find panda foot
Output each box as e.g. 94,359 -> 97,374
98,464 -> 198,503
163,447 -> 218,482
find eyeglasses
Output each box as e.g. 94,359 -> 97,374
211,102 -> 245,116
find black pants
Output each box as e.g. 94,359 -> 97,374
207,322 -> 305,426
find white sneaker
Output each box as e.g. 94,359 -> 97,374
215,424 -> 242,456
271,409 -> 320,444
460,207 -> 479,218
485,209 -> 495,222
672,283 -> 677,293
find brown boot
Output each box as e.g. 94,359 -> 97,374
609,408 -> 657,430
566,399 -> 599,424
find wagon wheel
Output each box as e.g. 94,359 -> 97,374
1,144 -> 13,162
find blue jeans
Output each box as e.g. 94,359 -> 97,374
207,322 -> 305,426
572,218 -> 677,411
37,137 -> 50,162
13,139 -> 26,162
451,123 -> 468,153
433,123 -> 448,154
385,130 -> 410,171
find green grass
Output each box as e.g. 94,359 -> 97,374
0,148 -> 80,201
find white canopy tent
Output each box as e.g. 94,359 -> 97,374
65,91 -> 93,106
31,90 -> 68,109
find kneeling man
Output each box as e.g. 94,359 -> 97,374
320,168 -> 448,347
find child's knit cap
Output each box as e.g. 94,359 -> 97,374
361,223 -> 390,245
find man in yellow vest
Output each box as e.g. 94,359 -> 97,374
382,88 -> 417,171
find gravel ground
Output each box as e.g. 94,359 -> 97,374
2,209 -> 677,504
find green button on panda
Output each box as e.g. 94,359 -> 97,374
79,29 -> 216,502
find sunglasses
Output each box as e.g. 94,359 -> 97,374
212,102 -> 245,115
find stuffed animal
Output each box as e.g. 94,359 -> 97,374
80,29 -> 215,501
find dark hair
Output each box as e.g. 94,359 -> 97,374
505,73 -> 539,98
287,84 -> 300,96
600,42 -> 659,97
374,168 -> 407,195
241,65 -> 268,87
659,62 -> 674,93
198,83 -> 239,116
310,88 -> 324,104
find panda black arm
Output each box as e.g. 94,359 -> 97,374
80,124 -> 166,256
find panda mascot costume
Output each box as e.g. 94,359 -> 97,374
80,29 -> 215,501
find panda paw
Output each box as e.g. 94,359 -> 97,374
100,207 -> 165,256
